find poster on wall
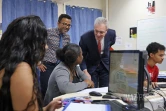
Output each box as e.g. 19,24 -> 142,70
129,27 -> 137,38
115,36 -> 122,45
0,23 -> 2,39
147,0 -> 155,15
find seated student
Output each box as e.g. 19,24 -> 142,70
144,42 -> 165,89
44,43 -> 94,105
0,15 -> 62,111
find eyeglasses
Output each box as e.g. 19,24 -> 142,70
94,29 -> 107,35
60,22 -> 72,27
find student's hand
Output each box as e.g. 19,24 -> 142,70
84,79 -> 94,88
38,63 -> 47,72
90,81 -> 94,88
83,69 -> 91,80
45,98 -> 62,111
152,82 -> 158,88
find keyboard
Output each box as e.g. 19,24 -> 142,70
158,84 -> 166,88
91,100 -> 151,111
91,100 -> 124,111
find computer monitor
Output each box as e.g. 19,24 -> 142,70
108,50 -> 145,109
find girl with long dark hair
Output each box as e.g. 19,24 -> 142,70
0,15 -> 62,111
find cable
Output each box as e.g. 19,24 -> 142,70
159,90 -> 166,97
155,90 -> 166,109
144,66 -> 151,93
144,97 -> 155,111
158,106 -> 166,111
159,89 -> 166,110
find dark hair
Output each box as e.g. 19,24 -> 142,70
152,1 -> 155,7
58,14 -> 72,23
146,42 -> 165,56
56,43 -> 80,68
130,27 -> 137,35
0,15 -> 47,111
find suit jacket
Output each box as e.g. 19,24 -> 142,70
79,29 -> 116,73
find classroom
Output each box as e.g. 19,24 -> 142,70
0,0 -> 166,111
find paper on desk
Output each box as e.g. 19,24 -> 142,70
63,103 -> 110,111
77,87 -> 108,94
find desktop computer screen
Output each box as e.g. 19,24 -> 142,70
108,50 -> 145,109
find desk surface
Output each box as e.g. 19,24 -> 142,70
54,86 -> 166,111
54,90 -> 126,111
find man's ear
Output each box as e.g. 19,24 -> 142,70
149,53 -> 154,58
57,22 -> 59,26
106,28 -> 108,31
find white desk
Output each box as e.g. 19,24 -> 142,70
54,87 -> 166,111
54,87 -> 126,111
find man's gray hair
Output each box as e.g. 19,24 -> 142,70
94,17 -> 108,29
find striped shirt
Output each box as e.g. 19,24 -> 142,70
43,28 -> 70,63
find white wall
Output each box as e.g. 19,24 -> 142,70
108,0 -> 166,50
57,0 -> 105,17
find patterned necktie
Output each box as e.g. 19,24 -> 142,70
98,40 -> 101,54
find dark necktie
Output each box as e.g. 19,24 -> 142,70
59,34 -> 63,48
56,34 -> 63,65
98,40 -> 101,54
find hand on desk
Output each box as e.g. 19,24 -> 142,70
45,98 -> 62,111
151,82 -> 159,89
84,79 -> 94,88
144,81 -> 158,88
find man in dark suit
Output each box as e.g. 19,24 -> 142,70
79,17 -> 116,88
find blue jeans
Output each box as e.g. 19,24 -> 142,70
90,62 -> 109,88
40,61 -> 57,99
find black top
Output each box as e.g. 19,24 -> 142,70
72,73 -> 80,83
